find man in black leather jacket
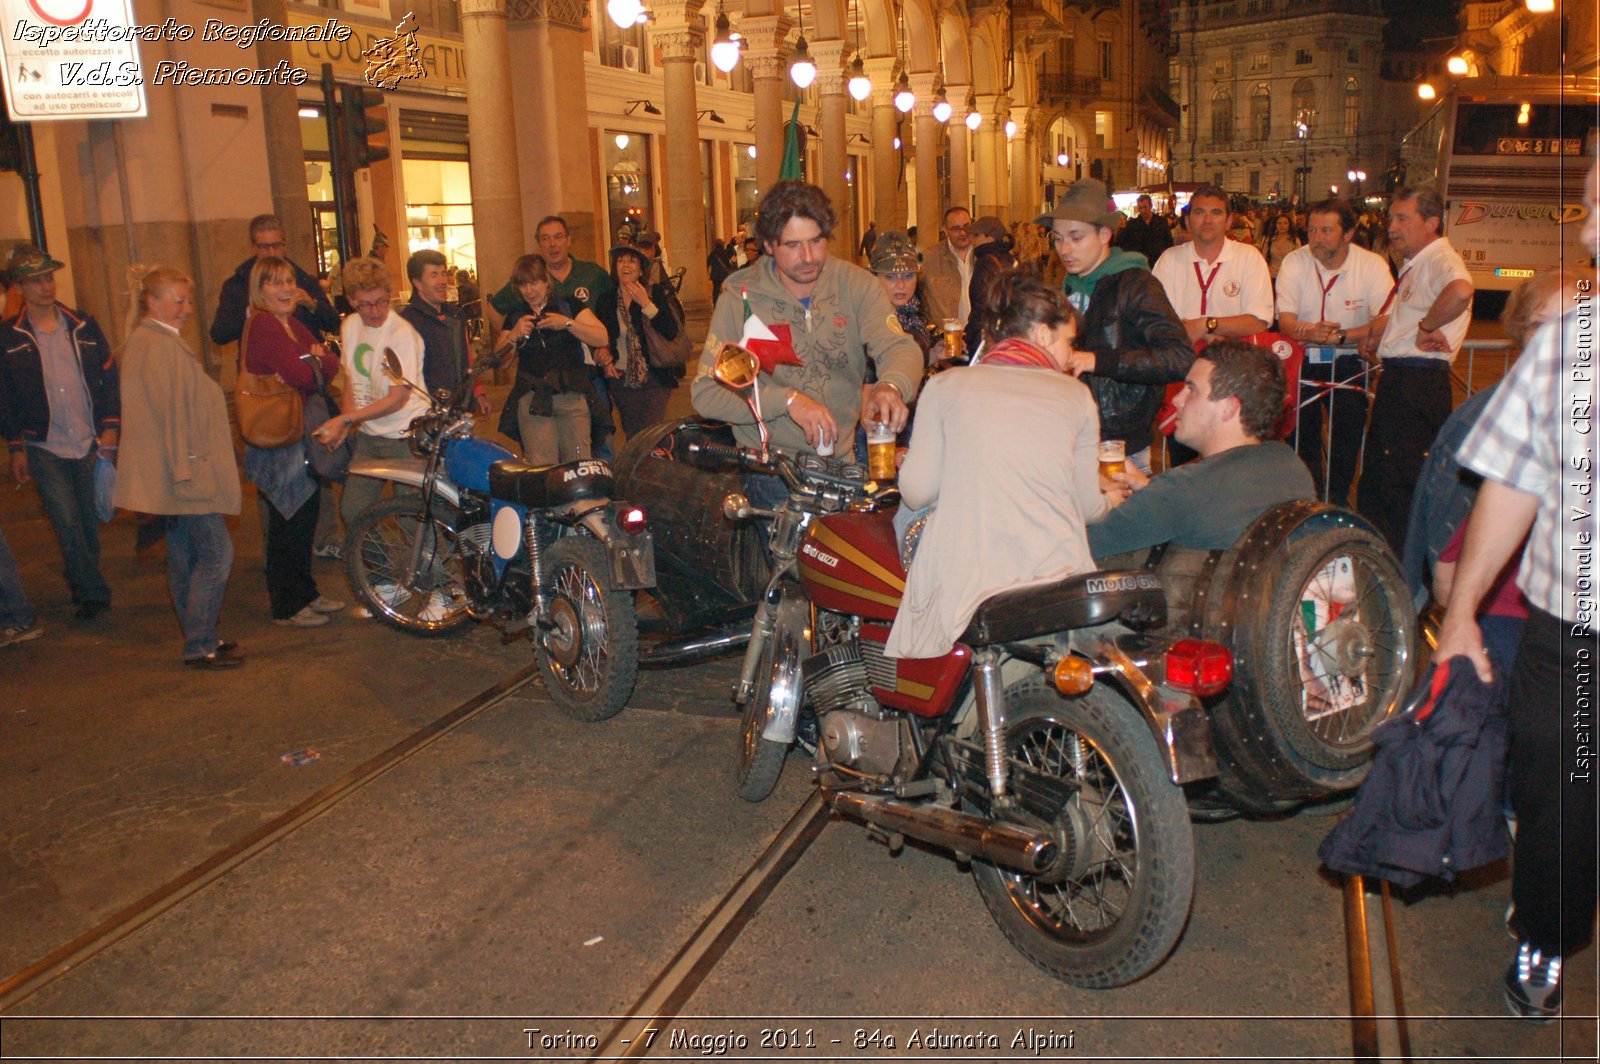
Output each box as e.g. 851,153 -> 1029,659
1038,180 -> 1192,471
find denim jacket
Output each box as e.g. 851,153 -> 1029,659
0,305 -> 120,453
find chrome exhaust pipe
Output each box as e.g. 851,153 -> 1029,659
830,792 -> 1058,875
637,624 -> 752,667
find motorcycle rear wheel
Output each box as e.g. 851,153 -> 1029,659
344,496 -> 474,637
970,679 -> 1194,989
536,535 -> 639,722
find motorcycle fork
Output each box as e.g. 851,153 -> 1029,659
401,452 -> 449,587
971,648 -> 1012,803
733,564 -> 792,704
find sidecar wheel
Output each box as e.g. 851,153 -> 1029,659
536,536 -> 639,722
344,497 -> 474,637
971,679 -> 1194,989
735,621 -> 790,803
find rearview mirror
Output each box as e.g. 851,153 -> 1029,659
712,343 -> 760,392
382,348 -> 404,380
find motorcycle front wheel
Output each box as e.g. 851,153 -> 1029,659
344,496 -> 473,637
970,679 -> 1194,989
536,535 -> 639,722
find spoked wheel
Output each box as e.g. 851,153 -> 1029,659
536,535 -> 638,722
1258,527 -> 1414,780
344,497 -> 473,637
734,584 -> 807,803
971,679 -> 1194,989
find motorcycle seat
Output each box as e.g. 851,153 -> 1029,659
960,569 -> 1167,646
488,458 -> 616,509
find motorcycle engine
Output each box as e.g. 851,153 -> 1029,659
803,641 -> 907,780
457,521 -> 497,604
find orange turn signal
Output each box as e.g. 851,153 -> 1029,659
1052,655 -> 1094,696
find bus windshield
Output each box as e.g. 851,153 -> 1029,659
1451,103 -> 1596,157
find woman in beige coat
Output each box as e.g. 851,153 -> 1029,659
115,266 -> 244,669
885,274 -> 1122,660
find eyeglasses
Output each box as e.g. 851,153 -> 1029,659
946,224 -> 970,233
254,241 -> 286,252
353,298 -> 389,311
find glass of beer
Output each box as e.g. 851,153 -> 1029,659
1098,439 -> 1127,483
942,318 -> 964,361
867,422 -> 897,482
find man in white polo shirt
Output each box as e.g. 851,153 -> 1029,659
1276,196 -> 1395,507
1152,185 -> 1273,345
1356,185 -> 1474,549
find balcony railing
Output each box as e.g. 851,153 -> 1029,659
1038,71 -> 1103,102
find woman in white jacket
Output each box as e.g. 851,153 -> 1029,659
885,273 -> 1123,659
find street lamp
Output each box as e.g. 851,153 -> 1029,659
1417,82 -> 1437,100
1295,109 -> 1315,207
1347,168 -> 1366,198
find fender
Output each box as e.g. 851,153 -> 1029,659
347,457 -> 462,508
759,584 -> 812,743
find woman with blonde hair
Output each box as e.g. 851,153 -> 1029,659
116,266 -> 245,667
240,256 -> 344,628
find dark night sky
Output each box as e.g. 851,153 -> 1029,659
1382,0 -> 1461,51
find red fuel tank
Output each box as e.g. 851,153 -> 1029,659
796,510 -> 904,623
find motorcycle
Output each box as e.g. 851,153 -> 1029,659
341,348 -> 657,721
679,345 -> 1238,987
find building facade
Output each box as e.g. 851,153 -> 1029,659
1168,0 -> 1387,203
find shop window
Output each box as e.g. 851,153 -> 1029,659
734,144 -> 759,230
404,159 -> 476,276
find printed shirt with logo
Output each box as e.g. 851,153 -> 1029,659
1151,238 -> 1274,324
1274,243 -> 1395,331
340,311 -> 431,438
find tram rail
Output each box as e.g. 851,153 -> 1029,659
0,664 -> 541,1014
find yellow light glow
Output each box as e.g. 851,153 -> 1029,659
1417,83 -> 1436,100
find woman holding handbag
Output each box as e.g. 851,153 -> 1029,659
240,256 -> 345,628
594,244 -> 687,438
116,266 -> 244,668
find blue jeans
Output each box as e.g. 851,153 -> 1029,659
0,526 -> 36,629
26,446 -> 111,607
167,514 -> 234,660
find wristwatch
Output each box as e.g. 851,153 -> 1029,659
1204,316 -> 1219,334
1336,329 -> 1348,346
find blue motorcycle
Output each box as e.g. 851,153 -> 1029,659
342,349 -> 656,721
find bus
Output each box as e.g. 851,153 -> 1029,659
1397,75 -> 1597,306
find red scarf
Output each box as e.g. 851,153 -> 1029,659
977,337 -> 1058,370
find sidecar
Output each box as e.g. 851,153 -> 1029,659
616,418 -> 1417,807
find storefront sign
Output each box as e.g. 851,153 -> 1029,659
1,0 -> 147,119
287,9 -> 464,96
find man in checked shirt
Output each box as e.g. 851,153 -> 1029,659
1434,145 -> 1599,1025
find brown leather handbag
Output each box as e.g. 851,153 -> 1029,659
235,315 -> 304,449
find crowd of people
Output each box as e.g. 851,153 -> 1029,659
1,148 -> 1593,1025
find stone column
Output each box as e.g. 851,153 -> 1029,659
508,0 -> 596,256
649,1 -> 712,313
909,71 -> 942,250
740,14 -> 792,194
461,0 -> 525,295
947,84 -> 972,215
973,93 -> 1009,219
1009,106 -> 1037,224
866,57 -> 903,231
253,0 -> 315,268
811,39 -> 851,251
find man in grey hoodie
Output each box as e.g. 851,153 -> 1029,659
1040,179 -> 1193,472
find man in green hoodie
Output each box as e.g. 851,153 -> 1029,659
1038,179 -> 1193,473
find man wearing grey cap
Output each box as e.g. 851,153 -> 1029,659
0,245 -> 119,618
1039,179 -> 1192,472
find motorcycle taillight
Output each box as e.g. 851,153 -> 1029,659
1164,639 -> 1233,697
617,505 -> 648,535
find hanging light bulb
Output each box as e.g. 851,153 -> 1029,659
965,109 -> 981,131
710,10 -> 741,73
892,136 -> 902,150
893,73 -> 914,113
790,36 -> 817,89
1057,151 -> 1069,166
847,54 -> 872,101
1005,119 -> 1018,138
606,0 -> 644,28
747,144 -> 757,158
932,86 -> 952,124
1417,82 -> 1436,100
615,133 -> 630,150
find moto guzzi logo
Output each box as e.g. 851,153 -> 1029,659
1085,574 -> 1161,594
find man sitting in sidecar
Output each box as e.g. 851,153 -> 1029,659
1088,340 -> 1314,558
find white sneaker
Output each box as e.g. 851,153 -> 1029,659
308,595 -> 346,614
274,605 -> 330,628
